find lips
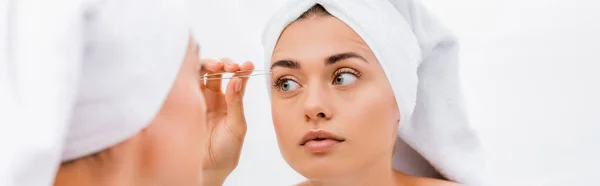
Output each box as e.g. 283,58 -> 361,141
300,130 -> 346,153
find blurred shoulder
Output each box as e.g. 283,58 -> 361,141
294,181 -> 310,186
409,177 -> 462,186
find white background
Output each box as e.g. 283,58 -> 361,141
188,0 -> 600,185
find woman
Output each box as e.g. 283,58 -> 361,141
54,38 -> 253,186
261,0 -> 485,185
3,0 -> 252,185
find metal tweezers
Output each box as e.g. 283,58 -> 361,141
199,70 -> 272,80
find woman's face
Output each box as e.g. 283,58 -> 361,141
143,38 -> 208,185
270,16 -> 400,180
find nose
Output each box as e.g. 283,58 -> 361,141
303,84 -> 333,121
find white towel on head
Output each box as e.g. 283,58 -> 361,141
0,0 -> 188,185
261,0 -> 485,185
61,0 -> 189,162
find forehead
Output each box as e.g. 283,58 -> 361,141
271,16 -> 374,62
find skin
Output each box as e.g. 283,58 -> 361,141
53,37 -> 254,186
201,56 -> 255,185
269,15 -> 460,186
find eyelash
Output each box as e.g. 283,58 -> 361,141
331,68 -> 362,83
272,68 -> 363,89
272,76 -> 295,89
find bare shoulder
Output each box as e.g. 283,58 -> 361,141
295,176 -> 461,186
395,172 -> 462,186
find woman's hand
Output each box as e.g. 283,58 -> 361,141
198,57 -> 254,185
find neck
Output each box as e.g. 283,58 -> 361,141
54,138 -> 148,186
306,156 -> 404,186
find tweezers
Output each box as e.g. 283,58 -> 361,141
199,70 -> 272,80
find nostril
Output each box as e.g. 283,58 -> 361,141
317,112 -> 325,118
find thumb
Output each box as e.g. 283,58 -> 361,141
224,77 -> 248,142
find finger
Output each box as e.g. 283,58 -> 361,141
203,57 -> 225,72
239,61 -> 255,71
220,57 -> 240,72
198,58 -> 219,90
201,58 -> 225,92
224,77 -> 247,141
235,61 -> 255,95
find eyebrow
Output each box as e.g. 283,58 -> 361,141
270,52 -> 368,70
270,59 -> 301,70
326,52 -> 368,65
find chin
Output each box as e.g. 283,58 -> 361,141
291,157 -> 350,181
298,169 -> 349,182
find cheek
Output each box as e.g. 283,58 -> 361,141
169,75 -> 207,141
339,85 -> 398,150
176,77 -> 207,159
150,76 -> 206,179
271,100 -> 303,148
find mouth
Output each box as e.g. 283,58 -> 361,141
299,130 -> 346,153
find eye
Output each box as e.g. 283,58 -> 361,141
274,77 -> 301,92
280,80 -> 300,92
332,69 -> 360,86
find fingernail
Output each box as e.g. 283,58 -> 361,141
235,78 -> 242,93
